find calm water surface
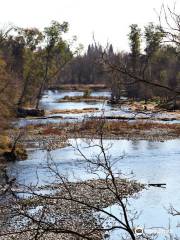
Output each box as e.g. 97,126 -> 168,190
7,138 -> 180,238
12,90 -> 180,238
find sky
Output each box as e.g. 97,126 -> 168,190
0,0 -> 179,51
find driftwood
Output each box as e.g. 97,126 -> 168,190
148,183 -> 166,188
91,116 -> 136,120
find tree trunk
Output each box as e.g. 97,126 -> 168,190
36,48 -> 51,109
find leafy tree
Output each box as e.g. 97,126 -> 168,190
16,28 -> 44,107
128,24 -> 141,98
128,24 -> 141,69
36,21 -> 69,109
144,23 -> 164,58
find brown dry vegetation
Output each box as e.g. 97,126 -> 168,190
48,108 -> 100,115
27,120 -> 180,141
0,136 -> 12,164
58,96 -> 109,103
73,120 -> 180,140
0,134 -> 27,163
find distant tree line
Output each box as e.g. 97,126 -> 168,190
1,16 -> 180,132
58,44 -> 111,85
58,22 -> 180,102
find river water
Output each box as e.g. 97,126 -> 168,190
18,90 -> 180,127
8,90 -> 180,239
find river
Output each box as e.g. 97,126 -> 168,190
7,90 -> 180,239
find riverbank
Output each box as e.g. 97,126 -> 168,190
48,84 -> 109,91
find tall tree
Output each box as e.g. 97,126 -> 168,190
36,21 -> 69,109
16,28 -> 44,107
128,24 -> 141,72
144,23 -> 164,58
128,24 -> 141,98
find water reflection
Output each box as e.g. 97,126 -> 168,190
17,90 -> 180,127
7,138 -> 180,237
11,89 -> 180,238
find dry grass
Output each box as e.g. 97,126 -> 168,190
58,96 -> 109,103
80,120 -> 178,130
36,120 -> 180,140
48,108 -> 100,115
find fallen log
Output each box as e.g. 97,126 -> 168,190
148,183 -> 166,188
17,108 -> 45,118
91,116 -> 136,120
